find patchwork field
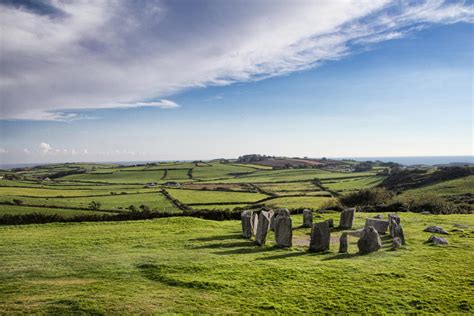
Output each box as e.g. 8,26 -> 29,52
0,213 -> 472,313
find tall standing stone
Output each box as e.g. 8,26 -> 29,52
302,209 -> 313,228
255,211 -> 272,246
365,218 -> 389,234
357,226 -> 382,254
251,211 -> 259,236
388,214 -> 401,237
393,223 -> 406,245
340,208 -> 355,229
339,232 -> 348,253
274,214 -> 292,248
309,221 -> 330,252
241,210 -> 252,239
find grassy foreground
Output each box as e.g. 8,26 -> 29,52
1,213 -> 473,313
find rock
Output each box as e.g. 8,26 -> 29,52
374,214 -> 384,219
302,209 -> 313,228
427,235 -> 448,245
241,210 -> 252,239
365,218 -> 389,234
424,226 -> 449,235
309,221 -> 330,252
251,211 -> 259,236
255,211 -> 272,246
346,229 -> 364,237
339,208 -> 355,229
421,211 -> 431,215
274,214 -> 292,248
388,214 -> 401,237
357,226 -> 382,254
392,224 -> 406,245
339,232 -> 348,253
391,237 -> 402,250
453,223 -> 469,229
325,219 -> 334,228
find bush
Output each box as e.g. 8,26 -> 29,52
88,201 -> 101,210
393,193 -> 465,214
12,199 -> 24,206
339,188 -> 393,207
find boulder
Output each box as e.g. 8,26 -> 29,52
255,211 -> 272,246
365,218 -> 389,234
427,235 -> 448,245
424,226 -> 449,235
302,209 -> 313,228
339,232 -> 348,253
241,210 -> 252,239
325,218 -> 334,228
274,215 -> 292,248
391,237 -> 402,250
421,211 -> 431,215
309,221 -> 330,252
388,214 -> 401,237
357,226 -> 382,254
339,208 -> 355,229
393,224 -> 406,245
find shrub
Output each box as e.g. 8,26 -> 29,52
339,188 -> 394,207
393,193 -> 464,214
12,199 -> 24,206
88,201 -> 101,210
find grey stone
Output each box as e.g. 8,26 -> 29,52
340,208 -> 355,229
357,226 -> 382,254
391,237 -> 402,250
388,214 -> 401,237
309,221 -> 330,252
325,218 -> 334,228
251,211 -> 259,236
255,211 -> 272,246
339,232 -> 348,253
393,224 -> 406,245
453,223 -> 469,228
241,210 -> 252,239
424,226 -> 449,235
374,214 -> 384,219
365,218 -> 389,234
421,211 -> 431,215
302,209 -> 313,228
274,215 -> 292,248
427,235 -> 448,245
346,229 -> 364,237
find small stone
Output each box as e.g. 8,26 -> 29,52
453,223 -> 469,229
274,215 -> 292,248
325,218 -> 334,228
302,209 -> 313,228
357,226 -> 382,254
241,210 -> 252,239
421,211 -> 431,215
339,232 -> 348,253
309,221 -> 330,252
391,237 -> 402,250
424,226 -> 449,235
365,218 -> 389,234
374,214 -> 384,219
427,235 -> 448,245
255,211 -> 272,246
339,208 -> 355,229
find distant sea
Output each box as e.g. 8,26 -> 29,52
1,156 -> 472,170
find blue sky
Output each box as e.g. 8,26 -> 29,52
0,0 -> 473,163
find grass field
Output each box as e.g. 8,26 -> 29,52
402,175 -> 474,196
0,205 -> 117,217
0,213 -> 472,313
166,189 -> 268,204
322,175 -> 386,192
62,170 -> 166,183
263,196 -> 335,209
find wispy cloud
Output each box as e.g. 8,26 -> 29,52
0,0 -> 472,120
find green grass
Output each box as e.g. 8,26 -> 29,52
0,205 -> 116,217
0,213 -> 472,313
191,204 -> 250,210
0,186 -> 161,197
163,169 -> 190,180
0,192 -> 179,213
263,196 -> 335,209
322,175 -> 386,192
166,189 -> 268,204
403,175 -> 474,196
192,163 -> 257,180
62,170 -> 166,184
256,181 -> 320,193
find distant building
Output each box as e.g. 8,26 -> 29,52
144,182 -> 157,188
164,181 -> 180,188
43,177 -> 51,181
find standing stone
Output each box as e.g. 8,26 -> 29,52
309,221 -> 330,252
391,237 -> 402,250
393,224 -> 406,245
251,211 -> 259,236
339,232 -> 348,253
365,218 -> 389,234
255,211 -> 272,246
241,210 -> 252,239
339,208 -> 355,229
388,214 -> 401,237
274,215 -> 292,248
326,219 -> 334,228
357,226 -> 382,254
302,209 -> 313,228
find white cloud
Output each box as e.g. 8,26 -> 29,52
23,148 -> 30,154
0,0 -> 472,120
0,148 -> 7,154
39,142 -> 52,154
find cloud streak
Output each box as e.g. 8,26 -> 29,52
0,0 -> 472,120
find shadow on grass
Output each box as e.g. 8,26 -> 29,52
257,250 -> 310,260
192,241 -> 255,249
189,233 -> 242,242
213,246 -> 277,256
321,253 -> 359,260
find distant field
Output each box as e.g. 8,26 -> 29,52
0,186 -> 161,197
192,163 -> 257,180
263,196 -> 334,209
402,175 -> 474,196
322,176 -> 386,192
1,213 -> 472,313
62,170 -> 166,183
0,205 -> 116,217
163,169 -> 191,180
0,192 -> 179,212
190,204 -> 249,210
256,181 -> 320,193
166,188 -> 268,204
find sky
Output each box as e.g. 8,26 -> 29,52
0,0 -> 473,163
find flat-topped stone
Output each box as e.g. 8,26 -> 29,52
365,218 -> 389,234
256,211 -> 272,246
309,221 -> 330,252
274,215 -> 292,248
302,209 -> 313,228
340,208 -> 355,229
424,226 -> 449,235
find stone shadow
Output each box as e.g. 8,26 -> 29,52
321,253 -> 359,260
189,233 -> 242,242
192,241 -> 255,249
213,246 -> 278,256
